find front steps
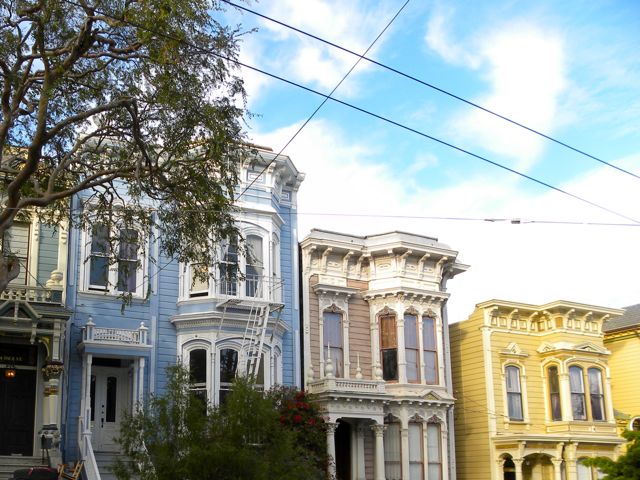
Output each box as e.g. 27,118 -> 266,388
94,452 -> 124,480
0,457 -> 47,480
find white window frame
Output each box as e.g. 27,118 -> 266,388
81,223 -> 147,298
182,341 -> 212,403
501,360 -> 530,425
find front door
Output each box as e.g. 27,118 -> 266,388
90,366 -> 129,452
0,369 -> 36,455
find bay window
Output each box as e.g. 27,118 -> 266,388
218,348 -> 238,405
548,366 -> 562,421
189,349 -> 208,403
245,235 -> 263,297
588,368 -> 605,421
380,314 -> 398,381
404,314 -> 419,382
422,316 -> 438,384
570,366 -> 587,420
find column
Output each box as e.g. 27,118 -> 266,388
397,313 -> 407,384
326,422 -> 338,480
513,458 -> 524,480
495,459 -> 505,480
564,443 -> 578,480
400,420 -> 409,479
371,423 -> 386,480
355,425 -> 367,480
552,458 -> 563,480
137,357 -> 146,408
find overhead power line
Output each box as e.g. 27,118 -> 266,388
221,0 -> 640,182
236,0 -> 411,200
58,0 -> 640,225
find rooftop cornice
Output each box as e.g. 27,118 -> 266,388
477,299 -> 623,318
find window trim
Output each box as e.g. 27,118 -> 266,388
547,365 -> 563,421
569,365 -> 587,421
404,313 -> 420,383
323,309 -> 344,378
587,367 -> 606,422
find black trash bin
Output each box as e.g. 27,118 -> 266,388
9,466 -> 58,480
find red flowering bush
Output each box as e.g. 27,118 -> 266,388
268,386 -> 327,474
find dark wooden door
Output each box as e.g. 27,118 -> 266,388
0,369 -> 36,455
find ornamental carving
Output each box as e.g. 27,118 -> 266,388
42,361 -> 64,380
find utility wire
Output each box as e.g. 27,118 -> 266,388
235,0 -> 411,200
221,0 -> 640,182
58,0 -> 640,225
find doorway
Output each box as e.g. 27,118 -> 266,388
90,366 -> 130,452
335,421 -> 351,480
0,369 -> 36,455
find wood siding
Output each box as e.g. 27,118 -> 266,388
308,275 -> 321,374
347,279 -> 372,379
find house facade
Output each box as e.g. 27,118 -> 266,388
301,229 -> 468,480
450,300 -> 625,480
0,214 -> 70,464
62,146 -> 303,479
603,304 -> 640,435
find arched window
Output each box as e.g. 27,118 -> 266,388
547,366 -> 562,421
245,235 -> 263,297
404,313 -> 419,382
218,348 -> 238,405
380,314 -> 398,381
588,368 -> 605,421
569,366 -> 587,420
631,417 -> 640,431
422,316 -> 438,384
505,366 -> 524,421
323,310 -> 343,378
189,348 -> 207,402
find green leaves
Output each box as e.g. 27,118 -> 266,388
115,367 -> 327,480
583,430 -> 640,480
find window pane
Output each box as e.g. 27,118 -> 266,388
588,368 -> 605,421
508,393 -> 524,421
190,264 -> 209,294
118,229 -> 138,260
409,423 -> 423,480
91,224 -> 109,254
90,256 -> 109,287
190,349 -> 207,384
323,312 -> 343,348
404,315 -> 418,348
384,423 -> 402,480
106,376 -> 117,422
427,423 -> 442,480
219,349 -> 238,383
382,349 -> 398,381
424,351 -> 437,384
570,366 -> 586,420
548,366 -> 562,421
406,349 -> 419,382
380,315 -> 397,348
117,260 -> 137,292
422,317 -> 436,350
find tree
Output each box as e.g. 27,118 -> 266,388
0,0 -> 250,291
584,429 -> 640,480
115,366 -> 327,480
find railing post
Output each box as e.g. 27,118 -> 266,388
139,322 -> 148,345
86,316 -> 95,341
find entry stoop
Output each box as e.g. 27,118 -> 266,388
0,457 -> 46,480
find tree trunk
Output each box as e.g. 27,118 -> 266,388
0,255 -> 22,293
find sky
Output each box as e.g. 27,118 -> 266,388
222,0 -> 640,323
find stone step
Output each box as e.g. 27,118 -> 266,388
94,452 -> 123,480
0,457 -> 48,480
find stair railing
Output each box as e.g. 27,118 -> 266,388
78,407 -> 101,480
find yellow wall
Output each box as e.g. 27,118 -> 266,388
450,310 -> 492,480
605,329 -> 640,425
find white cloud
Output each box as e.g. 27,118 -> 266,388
244,0 -> 398,97
424,7 -> 480,69
252,120 -> 640,324
424,9 -> 567,171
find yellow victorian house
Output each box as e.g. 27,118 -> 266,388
450,300 -> 624,480
603,304 -> 640,434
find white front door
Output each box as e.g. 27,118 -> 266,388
90,366 -> 130,452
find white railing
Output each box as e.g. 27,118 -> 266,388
188,274 -> 283,303
1,285 -> 63,303
307,377 -> 386,395
78,408 -> 101,480
82,318 -> 148,345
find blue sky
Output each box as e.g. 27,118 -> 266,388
223,0 -> 640,321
